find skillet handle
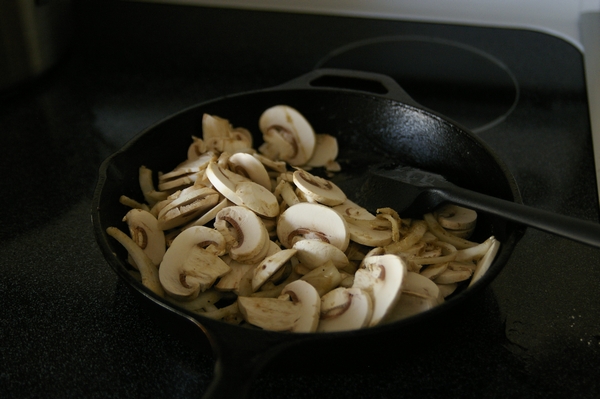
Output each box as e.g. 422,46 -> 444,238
200,324 -> 301,399
277,68 -> 422,107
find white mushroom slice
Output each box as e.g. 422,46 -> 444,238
186,136 -> 206,160
345,219 -> 393,247
157,186 -> 220,230
259,128 -> 296,161
292,239 -> 349,270
423,213 -> 477,249
318,287 -> 373,332
252,153 -> 288,173
237,279 -> 321,332
435,204 -> 477,230
214,205 -> 269,263
300,260 -> 343,297
228,152 -> 271,190
353,254 -> 407,327
468,237 -> 500,287
292,169 -> 346,206
277,202 -> 349,251
252,248 -> 297,292
306,134 -> 339,168
202,113 -> 231,141
123,208 -> 166,266
206,161 -> 279,218
158,226 -> 231,300
258,105 -> 316,166
205,161 -> 244,202
158,151 -> 216,184
332,199 -> 377,221
106,227 -> 164,297
182,198 -> 232,230
234,181 -> 279,218
214,256 -> 256,293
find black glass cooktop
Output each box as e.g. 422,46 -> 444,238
1,1 -> 598,398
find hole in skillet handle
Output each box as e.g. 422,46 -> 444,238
287,68 -> 422,106
310,74 -> 389,94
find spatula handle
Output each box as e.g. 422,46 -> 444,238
438,186 -> 600,248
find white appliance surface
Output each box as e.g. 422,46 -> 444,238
135,0 -> 600,203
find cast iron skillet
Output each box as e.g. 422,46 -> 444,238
92,69 -> 524,399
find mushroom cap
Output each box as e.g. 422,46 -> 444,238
276,202 -> 349,251
214,205 -> 270,263
292,169 -> 346,206
258,105 -> 316,166
353,254 -> 407,327
317,287 -> 373,332
158,226 -> 231,300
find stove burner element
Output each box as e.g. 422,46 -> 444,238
315,36 -> 519,133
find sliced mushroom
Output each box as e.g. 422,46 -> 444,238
332,199 -> 377,221
123,208 -> 166,266
386,271 -> 444,322
435,204 -> 477,238
300,260 -> 343,297
106,227 -> 164,297
233,181 -> 279,218
228,152 -> 271,190
158,151 -> 216,191
292,168 -> 346,206
206,161 -> 279,218
317,287 -> 373,332
258,105 -> 316,166
156,186 -> 220,231
345,219 -> 393,247
353,254 -> 407,327
292,239 -> 349,270
277,202 -> 349,251
214,205 -> 270,263
468,236 -> 500,287
306,134 -> 339,168
205,161 -> 243,204
237,279 -> 321,332
252,248 -> 297,292
158,226 -> 231,300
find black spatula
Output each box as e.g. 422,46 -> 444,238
357,163 -> 600,249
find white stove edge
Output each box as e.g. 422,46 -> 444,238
130,0 -> 600,206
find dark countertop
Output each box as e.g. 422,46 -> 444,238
1,1 -> 599,398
